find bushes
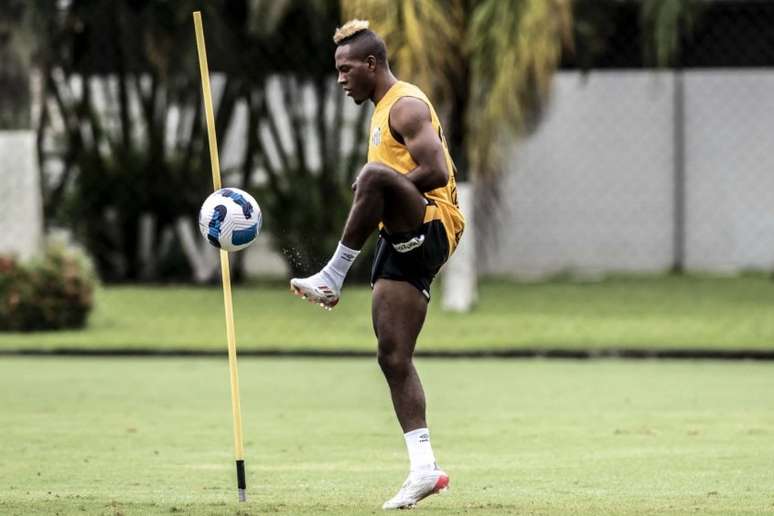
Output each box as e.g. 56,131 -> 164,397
0,246 -> 97,331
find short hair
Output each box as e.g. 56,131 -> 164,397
333,19 -> 387,65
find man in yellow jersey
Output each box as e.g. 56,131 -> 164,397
290,19 -> 464,510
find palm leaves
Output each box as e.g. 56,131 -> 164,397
340,0 -> 572,180
467,0 -> 571,174
641,0 -> 704,66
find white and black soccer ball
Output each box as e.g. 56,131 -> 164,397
198,188 -> 262,252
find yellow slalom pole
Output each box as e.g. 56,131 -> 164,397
193,10 -> 247,503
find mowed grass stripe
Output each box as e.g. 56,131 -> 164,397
0,358 -> 772,514
1,275 -> 774,351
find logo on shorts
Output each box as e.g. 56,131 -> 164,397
372,126 -> 381,146
392,235 -> 425,253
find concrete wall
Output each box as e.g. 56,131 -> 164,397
683,71 -> 774,272
0,131 -> 43,260
483,70 -> 774,278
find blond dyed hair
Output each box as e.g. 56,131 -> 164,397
333,19 -> 370,44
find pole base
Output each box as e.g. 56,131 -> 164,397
236,459 -> 247,501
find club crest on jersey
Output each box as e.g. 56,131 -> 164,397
372,126 -> 381,146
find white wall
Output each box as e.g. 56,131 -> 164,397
684,70 -> 774,272
483,69 -> 774,278
0,131 -> 43,260
484,72 -> 676,278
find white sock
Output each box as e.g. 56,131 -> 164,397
404,427 -> 436,473
320,241 -> 360,291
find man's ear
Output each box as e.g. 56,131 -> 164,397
367,55 -> 377,71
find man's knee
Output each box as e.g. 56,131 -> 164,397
377,343 -> 411,378
357,163 -> 399,192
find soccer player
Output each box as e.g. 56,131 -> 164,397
290,19 -> 464,510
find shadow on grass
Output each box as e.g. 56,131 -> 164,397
2,346 -> 774,360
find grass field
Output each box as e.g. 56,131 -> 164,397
1,275 -> 774,352
1,357 -> 773,514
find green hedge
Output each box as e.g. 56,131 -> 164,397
0,246 -> 97,331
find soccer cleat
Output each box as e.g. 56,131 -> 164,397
381,468 -> 449,510
289,271 -> 340,309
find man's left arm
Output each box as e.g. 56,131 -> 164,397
389,97 -> 449,192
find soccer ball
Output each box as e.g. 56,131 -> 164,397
198,188 -> 262,252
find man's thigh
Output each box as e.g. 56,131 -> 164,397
374,166 -> 427,235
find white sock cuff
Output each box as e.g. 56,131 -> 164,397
404,427 -> 435,471
321,242 -> 361,291
335,241 -> 360,263
404,428 -> 430,440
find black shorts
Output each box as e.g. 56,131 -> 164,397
370,219 -> 450,301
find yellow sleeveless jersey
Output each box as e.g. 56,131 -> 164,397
367,81 -> 465,254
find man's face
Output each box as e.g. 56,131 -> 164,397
335,45 -> 374,105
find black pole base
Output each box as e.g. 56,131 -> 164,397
236,459 -> 246,502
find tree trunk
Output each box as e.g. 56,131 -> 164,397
138,213 -> 156,281
0,32 -> 31,130
441,181 -> 477,312
441,42 -> 476,311
175,217 -> 219,283
0,23 -> 41,260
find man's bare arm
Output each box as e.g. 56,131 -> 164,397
389,97 -> 449,192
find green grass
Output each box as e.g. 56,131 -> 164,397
1,357 -> 773,514
1,275 -> 774,351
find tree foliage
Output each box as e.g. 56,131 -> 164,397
8,0 -> 703,283
28,0 -> 368,282
341,0 -> 573,180
341,0 -> 703,180
0,0 -> 33,129
32,1 -> 227,280
641,0 -> 704,66
234,1 -> 372,278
